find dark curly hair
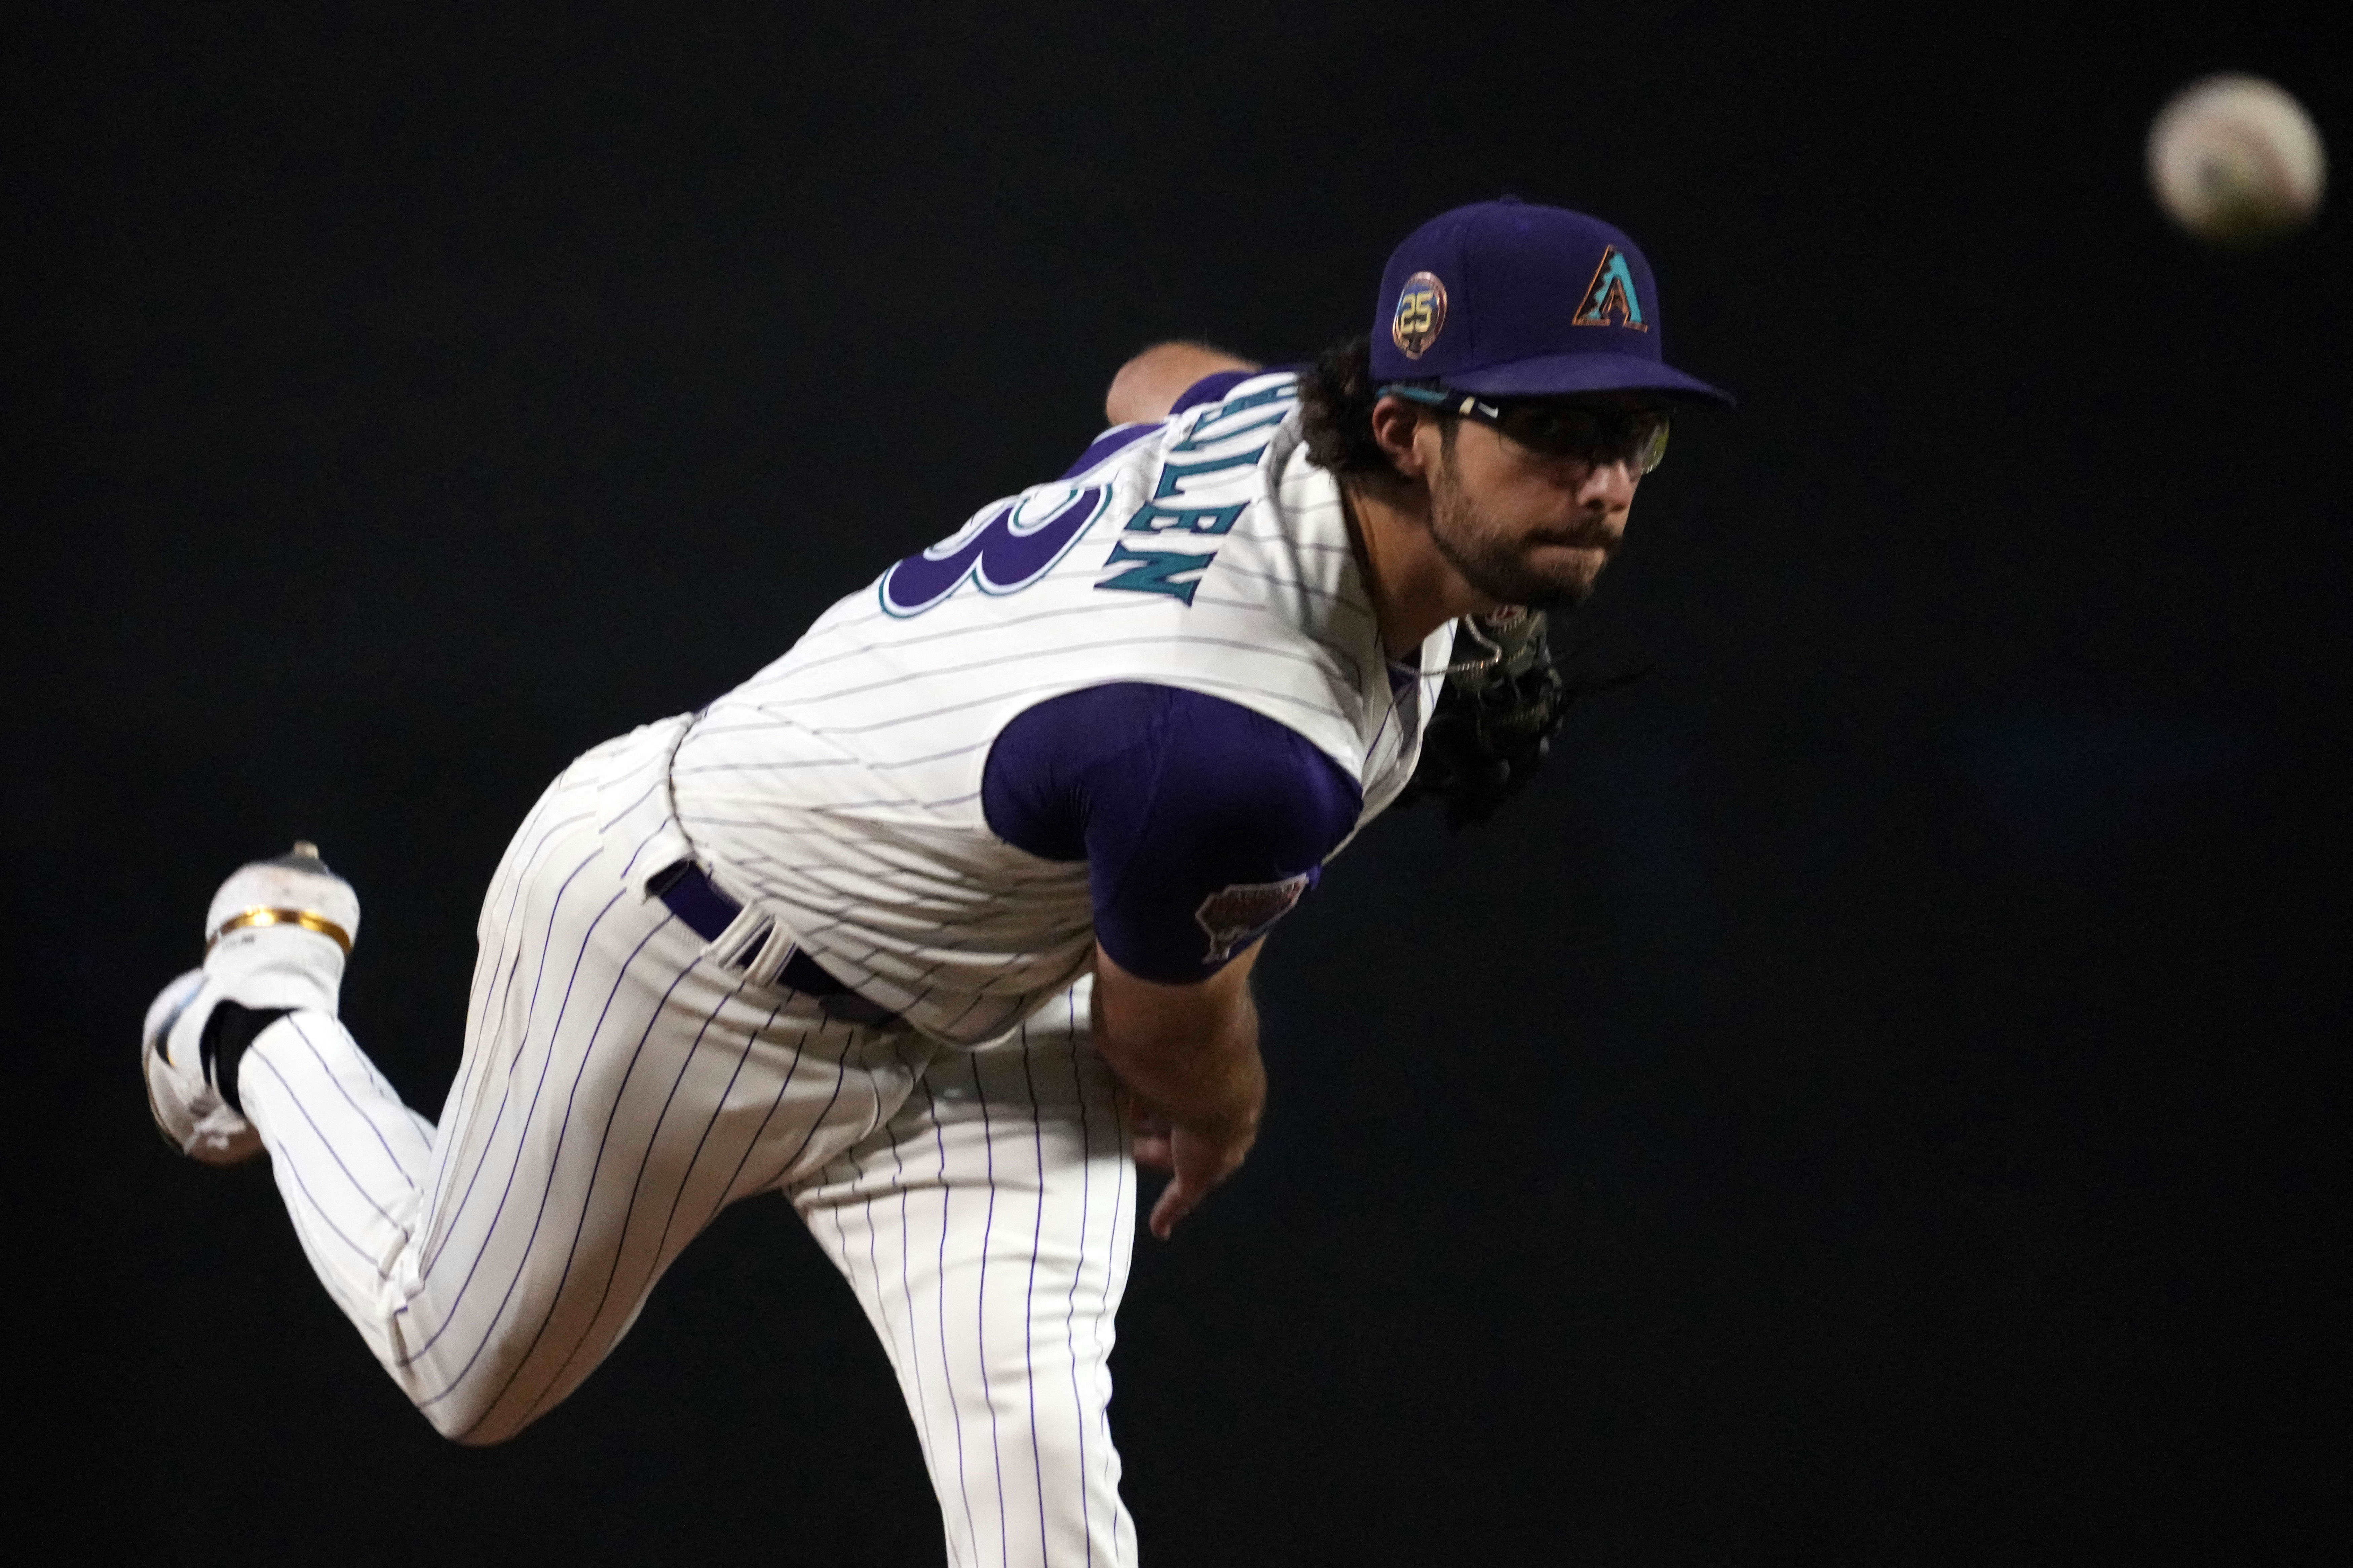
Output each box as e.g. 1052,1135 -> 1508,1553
1295,334 -> 1448,492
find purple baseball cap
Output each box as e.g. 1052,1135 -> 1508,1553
1369,198 -> 1733,406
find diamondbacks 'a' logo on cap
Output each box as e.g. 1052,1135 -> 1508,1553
1391,271 -> 1448,358
1572,245 -> 1648,331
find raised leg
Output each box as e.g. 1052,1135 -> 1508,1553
213,720 -> 937,1443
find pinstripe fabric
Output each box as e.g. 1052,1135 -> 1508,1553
230,718 -> 1153,1567
670,376 -> 1451,1048
216,380 -> 1433,1559
793,980 -> 1136,1568
235,719 -> 939,1446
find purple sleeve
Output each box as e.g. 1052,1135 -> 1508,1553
982,683 -> 1363,982
1056,367 -> 1295,479
1058,422 -> 1157,480
1166,368 -> 1262,414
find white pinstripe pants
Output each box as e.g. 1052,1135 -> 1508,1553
233,720 -> 1140,1566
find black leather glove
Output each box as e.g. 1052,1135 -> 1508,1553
1395,607 -> 1571,829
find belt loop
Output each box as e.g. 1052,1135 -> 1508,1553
741,927 -> 798,989
629,712 -> 702,900
704,898 -> 774,973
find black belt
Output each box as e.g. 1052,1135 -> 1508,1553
648,861 -> 899,1025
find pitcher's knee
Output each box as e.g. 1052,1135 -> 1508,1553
392,1361 -> 545,1447
417,1387 -> 529,1447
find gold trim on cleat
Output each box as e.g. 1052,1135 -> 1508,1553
207,907 -> 354,956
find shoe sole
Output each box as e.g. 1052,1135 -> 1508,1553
141,971 -> 208,1155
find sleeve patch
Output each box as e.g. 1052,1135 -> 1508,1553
1193,870 -> 1316,964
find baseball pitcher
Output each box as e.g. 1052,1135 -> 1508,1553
143,198 -> 1729,1566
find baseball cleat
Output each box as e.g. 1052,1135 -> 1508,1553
143,841 -> 361,1164
144,967 -> 259,1163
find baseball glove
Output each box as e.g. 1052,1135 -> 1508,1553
1395,607 -> 1637,828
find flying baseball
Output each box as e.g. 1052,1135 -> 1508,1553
2147,73 -> 2327,246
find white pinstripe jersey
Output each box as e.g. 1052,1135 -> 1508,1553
669,371 -> 1452,1047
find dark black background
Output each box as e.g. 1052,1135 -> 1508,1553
9,3 -> 2347,1562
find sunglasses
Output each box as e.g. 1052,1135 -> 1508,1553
1378,384 -> 1671,474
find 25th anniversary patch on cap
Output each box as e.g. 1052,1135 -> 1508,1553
1390,270 -> 1447,359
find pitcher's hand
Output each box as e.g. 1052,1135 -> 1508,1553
1133,1109 -> 1256,1240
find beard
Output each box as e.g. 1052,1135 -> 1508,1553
1424,448 -> 1616,611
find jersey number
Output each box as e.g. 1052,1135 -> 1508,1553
879,484 -> 1109,617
